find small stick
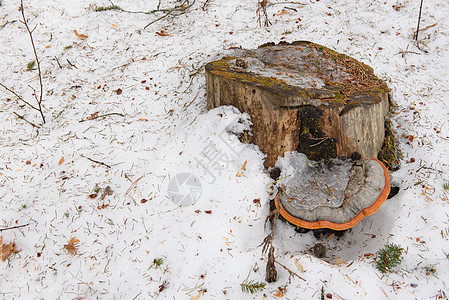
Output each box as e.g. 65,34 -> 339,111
0,83 -> 40,111
13,112 -> 40,128
80,154 -> 111,168
0,223 -> 30,232
54,56 -> 62,69
144,0 -> 193,29
415,0 -> 424,41
273,259 -> 307,282
79,112 -> 124,122
66,59 -> 77,68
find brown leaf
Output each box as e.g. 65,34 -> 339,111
58,157 -> 65,165
190,289 -> 204,300
114,88 -> 122,95
97,203 -> 110,210
88,193 -> 98,199
276,9 -> 290,16
402,134 -> 414,142
64,237 -> 80,255
87,112 -> 99,120
273,290 -> 284,298
0,237 -> 18,262
204,210 -> 212,214
73,30 -> 88,40
156,31 -> 169,36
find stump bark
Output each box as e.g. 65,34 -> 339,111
205,41 -> 390,167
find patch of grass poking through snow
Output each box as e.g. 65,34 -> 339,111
375,243 -> 404,273
443,182 -> 449,191
152,257 -> 163,268
424,264 -> 437,276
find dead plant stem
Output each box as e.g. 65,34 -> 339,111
0,223 -> 30,232
144,0 -> 194,29
20,0 -> 45,123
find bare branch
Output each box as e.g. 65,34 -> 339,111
20,0 -> 45,123
0,82 -> 40,111
0,223 -> 30,232
13,112 -> 41,128
144,0 -> 194,29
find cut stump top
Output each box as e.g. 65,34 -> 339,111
206,41 -> 389,109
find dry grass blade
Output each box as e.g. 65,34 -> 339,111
0,236 -> 18,262
64,237 -> 80,255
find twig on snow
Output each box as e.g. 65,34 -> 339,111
80,154 -> 112,168
415,0 -> 424,41
1,1 -> 46,124
144,0 -> 195,29
79,112 -> 124,122
19,0 -> 45,123
272,259 -> 306,282
13,112 -> 40,128
0,223 -> 30,232
0,83 -> 40,111
414,0 -> 428,53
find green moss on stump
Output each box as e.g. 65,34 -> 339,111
378,118 -> 401,170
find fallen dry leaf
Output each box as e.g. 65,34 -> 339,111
276,9 -> 290,16
64,237 -> 80,255
58,157 -> 64,165
273,290 -> 284,298
156,31 -> 169,36
87,112 -> 99,120
0,236 -> 18,262
73,30 -> 88,40
97,203 -> 110,210
236,171 -> 243,177
190,289 -> 204,300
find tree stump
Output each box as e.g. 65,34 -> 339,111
205,41 -> 390,168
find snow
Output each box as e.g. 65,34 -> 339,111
0,0 -> 449,298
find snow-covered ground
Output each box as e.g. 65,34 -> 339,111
1,0 -> 449,298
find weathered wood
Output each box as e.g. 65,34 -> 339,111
206,41 -> 390,167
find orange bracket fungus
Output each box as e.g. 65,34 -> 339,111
274,152 -> 390,230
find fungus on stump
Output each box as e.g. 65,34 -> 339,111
205,41 -> 390,168
274,153 -> 390,230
